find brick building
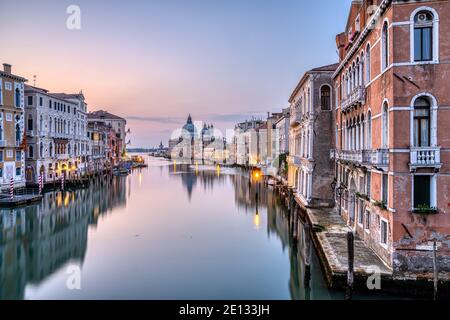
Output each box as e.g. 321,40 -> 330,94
332,0 -> 450,275
288,63 -> 338,208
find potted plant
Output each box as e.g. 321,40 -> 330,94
373,200 -> 387,210
412,204 -> 438,215
356,192 -> 370,201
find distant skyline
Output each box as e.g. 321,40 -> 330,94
0,0 -> 352,147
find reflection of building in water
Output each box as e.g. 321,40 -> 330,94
231,171 -> 269,214
169,163 -> 228,200
231,170 -> 330,300
0,176 -> 126,299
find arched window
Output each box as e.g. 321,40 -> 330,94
15,124 -> 21,143
360,53 -> 365,86
40,142 -> 43,158
360,114 -> 365,150
28,145 -> 34,159
382,22 -> 389,71
27,115 -> 33,131
382,102 -> 389,148
49,117 -> 52,132
414,11 -> 434,62
49,143 -> 53,156
367,111 -> 372,149
15,88 -> 20,107
40,115 -> 43,131
366,44 -> 371,82
68,144 -> 71,155
413,97 -> 431,147
321,85 -> 331,110
356,58 -> 360,87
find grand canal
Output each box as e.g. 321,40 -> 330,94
1,156 -> 365,300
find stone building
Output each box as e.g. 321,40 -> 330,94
275,107 -> 290,155
88,110 -> 127,160
0,64 -> 27,190
287,63 -> 338,208
233,119 -> 266,166
24,85 -> 88,183
332,0 -> 450,275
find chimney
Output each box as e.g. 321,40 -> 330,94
3,63 -> 11,74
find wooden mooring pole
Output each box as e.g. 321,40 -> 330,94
433,241 -> 439,301
346,231 -> 354,300
304,222 -> 311,289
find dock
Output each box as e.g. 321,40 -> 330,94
0,194 -> 43,207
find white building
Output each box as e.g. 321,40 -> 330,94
24,85 -> 89,184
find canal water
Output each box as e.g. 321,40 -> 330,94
1,156 -> 377,300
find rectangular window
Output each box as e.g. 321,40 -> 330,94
365,210 -> 370,230
49,99 -> 52,108
39,97 -> 43,106
414,27 -> 433,62
0,150 -> 3,161
6,150 -> 13,158
382,174 -> 388,205
15,151 -> 21,161
15,167 -> 21,176
27,96 -> 33,106
0,168 -> 2,178
366,172 -> 371,198
380,219 -> 388,245
414,175 -> 431,208
358,199 -> 364,225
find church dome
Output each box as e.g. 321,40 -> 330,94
182,114 -> 196,137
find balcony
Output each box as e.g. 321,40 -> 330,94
410,147 -> 441,171
288,155 -> 301,166
341,86 -> 366,113
56,154 -> 70,160
332,149 -> 389,168
27,130 -> 34,137
290,110 -> 302,127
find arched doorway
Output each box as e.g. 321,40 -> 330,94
26,166 -> 35,184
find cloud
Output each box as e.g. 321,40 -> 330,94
125,115 -> 183,124
203,111 -> 267,123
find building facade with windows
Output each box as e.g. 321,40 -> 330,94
24,85 -> 89,184
332,0 -> 450,275
88,110 -> 127,160
0,64 -> 27,190
287,63 -> 337,208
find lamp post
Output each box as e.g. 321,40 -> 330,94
332,180 -> 345,217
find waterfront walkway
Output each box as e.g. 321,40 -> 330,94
297,199 -> 392,286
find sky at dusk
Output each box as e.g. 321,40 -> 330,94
0,0 -> 352,147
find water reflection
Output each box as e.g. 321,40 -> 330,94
166,161 -> 335,300
0,177 -> 126,300
2,157 -> 342,300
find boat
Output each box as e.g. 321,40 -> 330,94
112,167 -> 130,176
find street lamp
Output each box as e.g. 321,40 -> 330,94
332,180 -> 345,217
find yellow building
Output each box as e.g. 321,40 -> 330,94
0,63 -> 27,190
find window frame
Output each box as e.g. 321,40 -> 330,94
380,218 -> 389,248
410,7 -> 439,64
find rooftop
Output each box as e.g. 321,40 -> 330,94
88,110 -> 126,122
